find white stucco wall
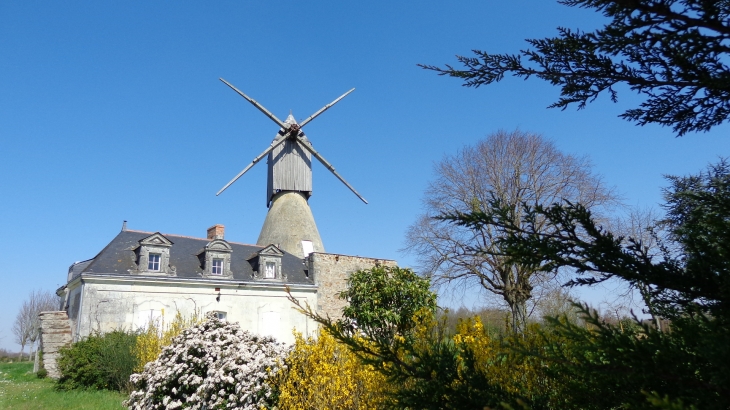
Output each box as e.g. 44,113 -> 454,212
67,275 -> 317,345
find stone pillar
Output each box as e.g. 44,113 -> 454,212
38,311 -> 72,379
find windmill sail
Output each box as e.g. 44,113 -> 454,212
300,88 -> 355,127
220,78 -> 287,128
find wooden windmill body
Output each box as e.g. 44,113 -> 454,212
266,114 -> 312,206
217,79 -> 366,258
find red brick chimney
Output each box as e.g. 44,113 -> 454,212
207,224 -> 225,240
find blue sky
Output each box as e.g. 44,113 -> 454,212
1,1 -> 728,351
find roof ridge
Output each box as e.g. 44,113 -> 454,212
125,229 -> 154,234
161,232 -> 207,241
160,232 -> 264,248
125,229 -> 264,248
228,241 -> 265,248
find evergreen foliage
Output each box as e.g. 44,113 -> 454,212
421,0 -> 730,135
529,307 -> 730,409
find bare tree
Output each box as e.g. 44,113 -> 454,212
12,290 -> 59,362
405,130 -> 618,333
12,304 -> 31,361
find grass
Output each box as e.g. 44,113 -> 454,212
0,362 -> 127,409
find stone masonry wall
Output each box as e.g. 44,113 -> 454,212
38,311 -> 72,379
310,253 -> 397,319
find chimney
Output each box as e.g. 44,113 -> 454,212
207,224 -> 225,240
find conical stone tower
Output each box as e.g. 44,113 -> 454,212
257,191 -> 325,258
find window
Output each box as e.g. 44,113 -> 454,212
264,261 -> 276,279
148,254 -> 161,271
211,258 -> 223,275
213,311 -> 227,320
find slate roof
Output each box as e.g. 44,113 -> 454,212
69,229 -> 312,285
68,259 -> 93,278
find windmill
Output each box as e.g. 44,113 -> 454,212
216,78 -> 367,258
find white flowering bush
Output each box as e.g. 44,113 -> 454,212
126,313 -> 288,410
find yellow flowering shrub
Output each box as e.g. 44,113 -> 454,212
452,315 -> 563,408
274,329 -> 388,410
454,317 -> 534,394
134,309 -> 202,372
391,311 -> 556,408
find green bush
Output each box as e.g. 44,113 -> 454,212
57,330 -> 138,392
36,368 -> 48,379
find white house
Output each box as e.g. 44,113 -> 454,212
58,223 -> 392,344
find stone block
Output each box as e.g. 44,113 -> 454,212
310,253 -> 396,319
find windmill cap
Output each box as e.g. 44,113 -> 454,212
285,112 -> 297,124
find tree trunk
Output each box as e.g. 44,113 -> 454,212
509,300 -> 528,334
505,294 -> 529,334
33,344 -> 40,373
516,301 -> 528,333
504,278 -> 530,334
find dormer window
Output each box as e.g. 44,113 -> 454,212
135,233 -> 173,276
201,239 -> 233,278
211,258 -> 223,275
251,244 -> 284,281
148,254 -> 161,271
